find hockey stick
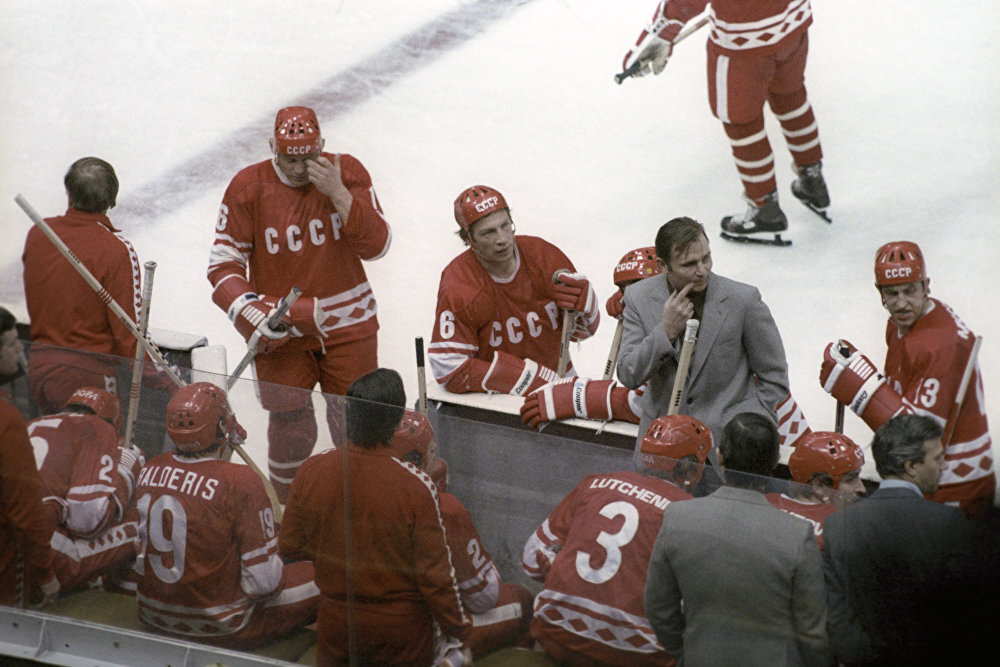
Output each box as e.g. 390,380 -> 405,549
941,335 -> 983,447
123,260 -> 156,450
834,342 -> 850,433
225,286 -> 302,392
552,270 -> 576,377
602,320 -> 625,381
16,194 -> 284,521
667,319 -> 700,415
415,337 -> 428,415
615,14 -> 710,84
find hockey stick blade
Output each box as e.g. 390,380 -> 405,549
719,231 -> 792,247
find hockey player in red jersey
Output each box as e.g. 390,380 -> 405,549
207,106 -> 392,502
429,185 -> 600,395
522,414 -> 711,665
22,158 -> 147,413
767,431 -> 866,549
820,241 -> 996,517
623,1 -> 829,245
392,412 -> 533,659
0,306 -> 59,608
134,382 -> 317,648
279,369 -> 471,665
27,387 -> 142,592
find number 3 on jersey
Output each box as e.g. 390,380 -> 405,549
575,501 -> 640,585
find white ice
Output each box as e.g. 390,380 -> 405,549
2,0 -> 998,479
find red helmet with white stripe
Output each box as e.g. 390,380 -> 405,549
788,431 -> 864,488
454,185 -> 508,232
273,106 -> 323,156
66,387 -> 122,434
874,241 -> 926,287
166,382 -> 245,453
640,414 -> 712,482
613,246 -> 661,289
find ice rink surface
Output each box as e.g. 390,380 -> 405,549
2,0 -> 998,476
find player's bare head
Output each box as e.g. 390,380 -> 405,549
0,306 -> 25,380
65,386 -> 123,435
454,185 -> 510,244
64,157 -> 118,214
871,414 -> 942,481
167,382 -> 246,457
639,414 -> 712,487
788,431 -> 865,491
719,412 -> 780,483
271,106 -> 323,157
346,368 -> 406,448
654,217 -> 707,270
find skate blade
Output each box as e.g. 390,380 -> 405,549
720,231 -> 792,247
794,197 -> 832,223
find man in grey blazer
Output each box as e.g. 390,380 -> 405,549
645,413 -> 832,666
617,217 -> 791,463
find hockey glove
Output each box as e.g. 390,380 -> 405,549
231,294 -> 291,354
553,270 -> 594,313
34,572 -> 60,609
820,340 -> 905,429
622,4 -> 681,77
117,445 -> 145,498
482,350 -> 561,396
262,295 -> 339,339
521,378 -> 639,427
605,291 -> 625,319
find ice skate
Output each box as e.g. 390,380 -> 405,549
791,161 -> 831,222
720,192 -> 791,246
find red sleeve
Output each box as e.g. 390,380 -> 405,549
521,480 -> 580,580
232,467 -> 285,600
439,493 -> 500,613
207,169 -> 257,316
103,231 -> 142,359
278,455 -> 322,561
339,154 -> 391,260
64,419 -> 123,537
429,261 -> 493,392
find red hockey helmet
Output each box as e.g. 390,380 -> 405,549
166,382 -> 245,453
66,387 -> 122,434
273,106 -> 322,156
788,431 -> 865,488
613,246 -> 661,289
640,414 -> 712,479
428,457 -> 448,493
454,185 -> 509,232
391,410 -> 434,468
874,241 -> 927,287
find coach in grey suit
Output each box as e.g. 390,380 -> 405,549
645,413 -> 831,666
617,217 -> 789,459
822,415 -> 979,666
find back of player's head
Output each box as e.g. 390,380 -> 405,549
871,414 -> 942,478
613,246 -> 661,289
654,217 -> 707,268
391,410 -> 434,468
640,414 -> 712,485
64,157 -> 118,213
788,431 -> 864,488
166,382 -> 245,455
453,185 -> 509,236
273,106 -> 322,156
874,240 -> 927,288
346,368 -> 406,448
65,386 -> 123,434
719,412 -> 780,479
0,306 -> 15,336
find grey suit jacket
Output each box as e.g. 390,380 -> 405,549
618,272 -> 789,453
645,486 -> 831,666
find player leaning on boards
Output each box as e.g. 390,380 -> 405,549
622,0 -> 830,246
429,185 -> 600,395
819,241 -> 996,517
208,106 -> 391,502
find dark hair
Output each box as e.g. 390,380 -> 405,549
719,412 -> 780,479
345,368 -> 406,448
0,306 -> 16,336
654,217 -> 707,268
64,157 -> 119,213
871,414 -> 943,478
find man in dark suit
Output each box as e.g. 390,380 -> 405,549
645,413 -> 831,666
822,414 -> 979,665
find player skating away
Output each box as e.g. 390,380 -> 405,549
27,388 -> 142,593
767,432 -> 867,550
522,415 -> 712,665
819,242 -> 996,517
429,185 -> 600,395
134,382 -> 317,649
392,412 -> 534,659
622,1 -> 830,246
208,106 -> 391,503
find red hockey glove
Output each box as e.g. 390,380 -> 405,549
820,340 -> 905,429
482,350 -> 561,396
521,378 -> 639,427
605,291 -> 625,319
232,295 -> 291,354
622,3 -> 682,77
553,271 -> 594,313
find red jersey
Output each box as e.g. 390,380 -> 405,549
133,453 -> 286,640
207,154 -> 391,346
23,208 -> 141,360
430,236 -> 596,392
522,471 -> 691,665
27,412 -> 130,538
884,298 -> 995,505
438,491 -> 501,614
0,392 -> 56,607
279,446 -> 470,644
654,0 -> 813,55
765,492 -> 835,550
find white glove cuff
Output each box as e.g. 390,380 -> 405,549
510,359 -> 538,397
572,379 -> 590,419
851,373 -> 885,416
228,292 -> 259,323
